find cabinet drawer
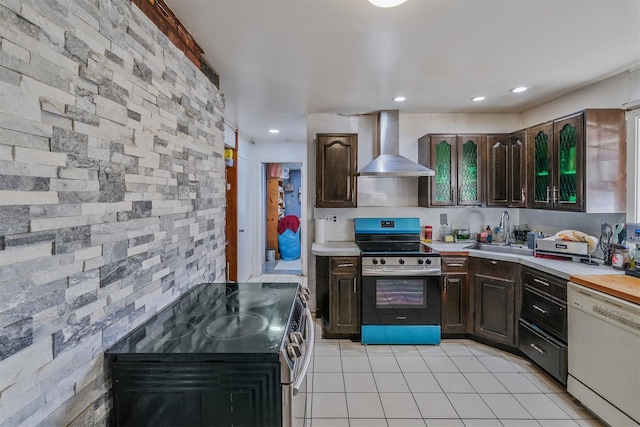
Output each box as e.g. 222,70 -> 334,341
521,286 -> 567,341
518,319 -> 567,385
442,257 -> 468,272
330,257 -> 359,273
470,257 -> 518,278
522,268 -> 566,300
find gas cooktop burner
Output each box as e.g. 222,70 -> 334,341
226,289 -> 280,308
204,313 -> 268,340
150,322 -> 196,342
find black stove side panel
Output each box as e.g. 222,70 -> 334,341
110,360 -> 281,427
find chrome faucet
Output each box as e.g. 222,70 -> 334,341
500,211 -> 512,245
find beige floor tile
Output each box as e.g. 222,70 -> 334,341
309,418 -> 349,426
463,373 -> 508,394
343,372 -> 377,393
350,419 -> 389,427
341,356 -> 371,372
521,372 -> 566,393
537,421 -> 581,427
388,419 -> 427,426
480,393 -> 533,419
313,356 -> 342,372
440,342 -> 474,357
493,372 -> 544,394
424,419 -> 464,427
450,356 -> 489,373
447,393 -> 495,419
396,355 -> 429,372
405,372 -> 443,393
340,340 -> 368,356
514,394 -> 572,419
477,355 -> 519,372
413,392 -> 458,419
423,356 -> 460,372
374,372 -> 411,392
346,392 -> 386,418
461,419 -> 502,426
379,392 -> 422,418
391,345 -> 420,355
433,372 -> 475,393
499,420 -> 542,427
366,344 -> 395,355
311,392 -> 348,419
545,393 -> 599,420
312,372 -> 344,393
369,355 -> 401,372
417,345 -> 448,357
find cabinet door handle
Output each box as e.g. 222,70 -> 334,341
533,278 -> 550,287
545,186 -> 550,203
530,343 -> 546,354
447,263 -> 464,267
443,277 -> 447,292
338,263 -> 354,268
532,304 -> 547,314
521,187 -> 526,203
353,278 -> 356,294
552,186 -> 558,203
491,261 -> 498,265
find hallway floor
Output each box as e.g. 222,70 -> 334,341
247,274 -> 603,426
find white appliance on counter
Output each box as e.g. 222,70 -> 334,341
567,282 -> 640,426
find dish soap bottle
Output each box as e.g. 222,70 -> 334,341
486,226 -> 492,243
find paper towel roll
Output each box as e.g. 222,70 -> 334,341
314,219 -> 325,243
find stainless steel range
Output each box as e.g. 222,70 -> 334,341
106,282 -> 313,427
355,218 -> 442,345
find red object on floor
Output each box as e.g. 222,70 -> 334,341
278,215 -> 300,234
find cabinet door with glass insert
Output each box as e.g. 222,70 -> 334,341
553,114 -> 584,211
486,134 -> 509,206
456,135 -> 483,206
429,135 -> 457,206
528,123 -> 553,209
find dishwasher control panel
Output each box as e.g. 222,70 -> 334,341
592,304 -> 640,331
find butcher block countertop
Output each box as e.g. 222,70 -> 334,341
569,274 -> 640,305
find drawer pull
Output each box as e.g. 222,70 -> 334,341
396,316 -> 407,320
530,343 -> 546,354
338,263 -> 354,268
447,263 -> 464,267
533,278 -> 550,287
491,261 -> 498,265
532,304 -> 547,314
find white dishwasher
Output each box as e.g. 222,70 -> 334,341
567,282 -> 640,427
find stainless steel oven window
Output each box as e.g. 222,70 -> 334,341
375,278 -> 427,308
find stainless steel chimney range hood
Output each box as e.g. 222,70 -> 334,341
358,110 -> 435,177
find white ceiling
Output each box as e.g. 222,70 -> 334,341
164,0 -> 640,144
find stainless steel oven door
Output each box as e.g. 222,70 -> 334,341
283,306 -> 314,427
361,274 -> 441,325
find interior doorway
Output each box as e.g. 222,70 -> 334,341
263,162 -> 303,275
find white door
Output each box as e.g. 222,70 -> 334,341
237,155 -> 252,282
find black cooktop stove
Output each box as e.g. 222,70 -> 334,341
107,282 -> 301,358
356,240 -> 439,256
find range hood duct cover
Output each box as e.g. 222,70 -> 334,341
358,110 -> 435,177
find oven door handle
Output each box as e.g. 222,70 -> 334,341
292,307 -> 314,395
362,268 -> 441,276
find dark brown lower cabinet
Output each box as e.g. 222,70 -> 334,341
441,257 -> 469,334
322,257 -> 360,338
470,258 -> 519,347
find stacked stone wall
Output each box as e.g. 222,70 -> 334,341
0,0 -> 226,424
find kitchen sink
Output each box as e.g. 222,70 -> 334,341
464,242 -> 534,256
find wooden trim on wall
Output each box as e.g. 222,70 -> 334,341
225,131 -> 239,282
130,0 -> 219,88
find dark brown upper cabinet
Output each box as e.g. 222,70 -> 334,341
418,134 -> 484,207
527,110 -> 626,212
486,132 -> 527,207
316,133 -> 357,208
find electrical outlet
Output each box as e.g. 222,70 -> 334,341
324,214 -> 338,222
440,214 -> 448,225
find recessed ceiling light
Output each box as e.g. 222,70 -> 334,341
510,86 -> 528,93
269,129 -> 279,134
471,96 -> 486,102
368,0 -> 407,7
393,96 -> 406,102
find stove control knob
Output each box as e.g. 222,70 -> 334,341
287,343 -> 302,360
299,288 -> 310,303
417,259 -> 424,265
426,259 -> 432,265
290,331 -> 304,345
399,259 -> 405,265
380,259 -> 386,265
372,259 -> 378,265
